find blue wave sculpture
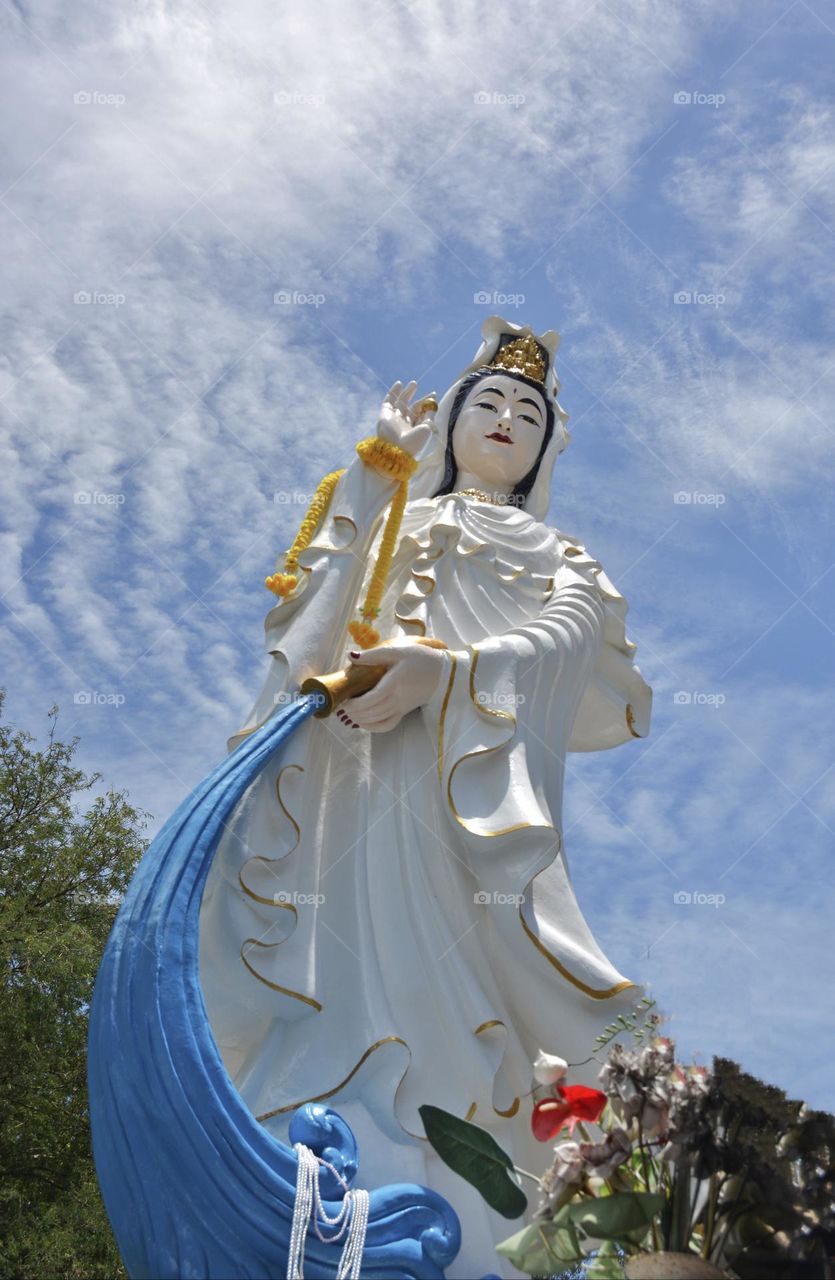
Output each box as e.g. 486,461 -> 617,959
88,693 -> 461,1279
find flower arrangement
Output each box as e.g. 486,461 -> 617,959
419,1000 -> 835,1279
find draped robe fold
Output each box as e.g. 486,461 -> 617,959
199,455 -> 652,1278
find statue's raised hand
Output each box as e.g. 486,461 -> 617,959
376,380 -> 435,458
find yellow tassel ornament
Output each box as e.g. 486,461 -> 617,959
265,468 -> 345,598
265,436 -> 417,651
347,437 -> 417,648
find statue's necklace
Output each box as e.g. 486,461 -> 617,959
456,488 -> 509,506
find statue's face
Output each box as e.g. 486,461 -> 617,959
452,374 -> 547,489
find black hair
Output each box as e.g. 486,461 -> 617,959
431,367 -> 555,507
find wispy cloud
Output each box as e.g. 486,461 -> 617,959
1,0 -> 833,1109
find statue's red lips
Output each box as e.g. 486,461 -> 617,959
486,431 -> 512,443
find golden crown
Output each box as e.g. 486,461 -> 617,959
487,333 -> 547,384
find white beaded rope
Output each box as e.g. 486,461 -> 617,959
287,1142 -> 369,1280
336,1187 -> 369,1280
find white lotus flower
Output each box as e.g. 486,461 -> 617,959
533,1050 -> 569,1086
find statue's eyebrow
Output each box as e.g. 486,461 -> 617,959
517,396 -> 544,421
478,385 -> 505,398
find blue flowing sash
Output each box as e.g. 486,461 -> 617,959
88,694 -> 460,1278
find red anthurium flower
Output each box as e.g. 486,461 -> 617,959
532,1084 -> 608,1141
561,1084 -> 608,1122
532,1098 -> 572,1141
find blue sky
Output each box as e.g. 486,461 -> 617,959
2,1 -> 834,1110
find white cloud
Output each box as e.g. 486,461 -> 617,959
2,0 -> 833,1114
0,0 -> 722,758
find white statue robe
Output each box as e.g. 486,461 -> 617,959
199,452 -> 652,1278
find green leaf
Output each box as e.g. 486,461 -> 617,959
418,1104 -> 528,1219
496,1220 -> 584,1273
556,1191 -> 665,1242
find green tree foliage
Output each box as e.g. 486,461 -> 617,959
0,693 -> 146,1278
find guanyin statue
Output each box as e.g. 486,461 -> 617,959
197,315 -> 653,1278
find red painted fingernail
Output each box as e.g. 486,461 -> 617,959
349,650 -> 361,660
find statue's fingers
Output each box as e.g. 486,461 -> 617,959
395,380 -> 417,414
348,645 -> 402,669
346,685 -> 402,723
342,685 -> 394,716
364,712 -> 402,733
